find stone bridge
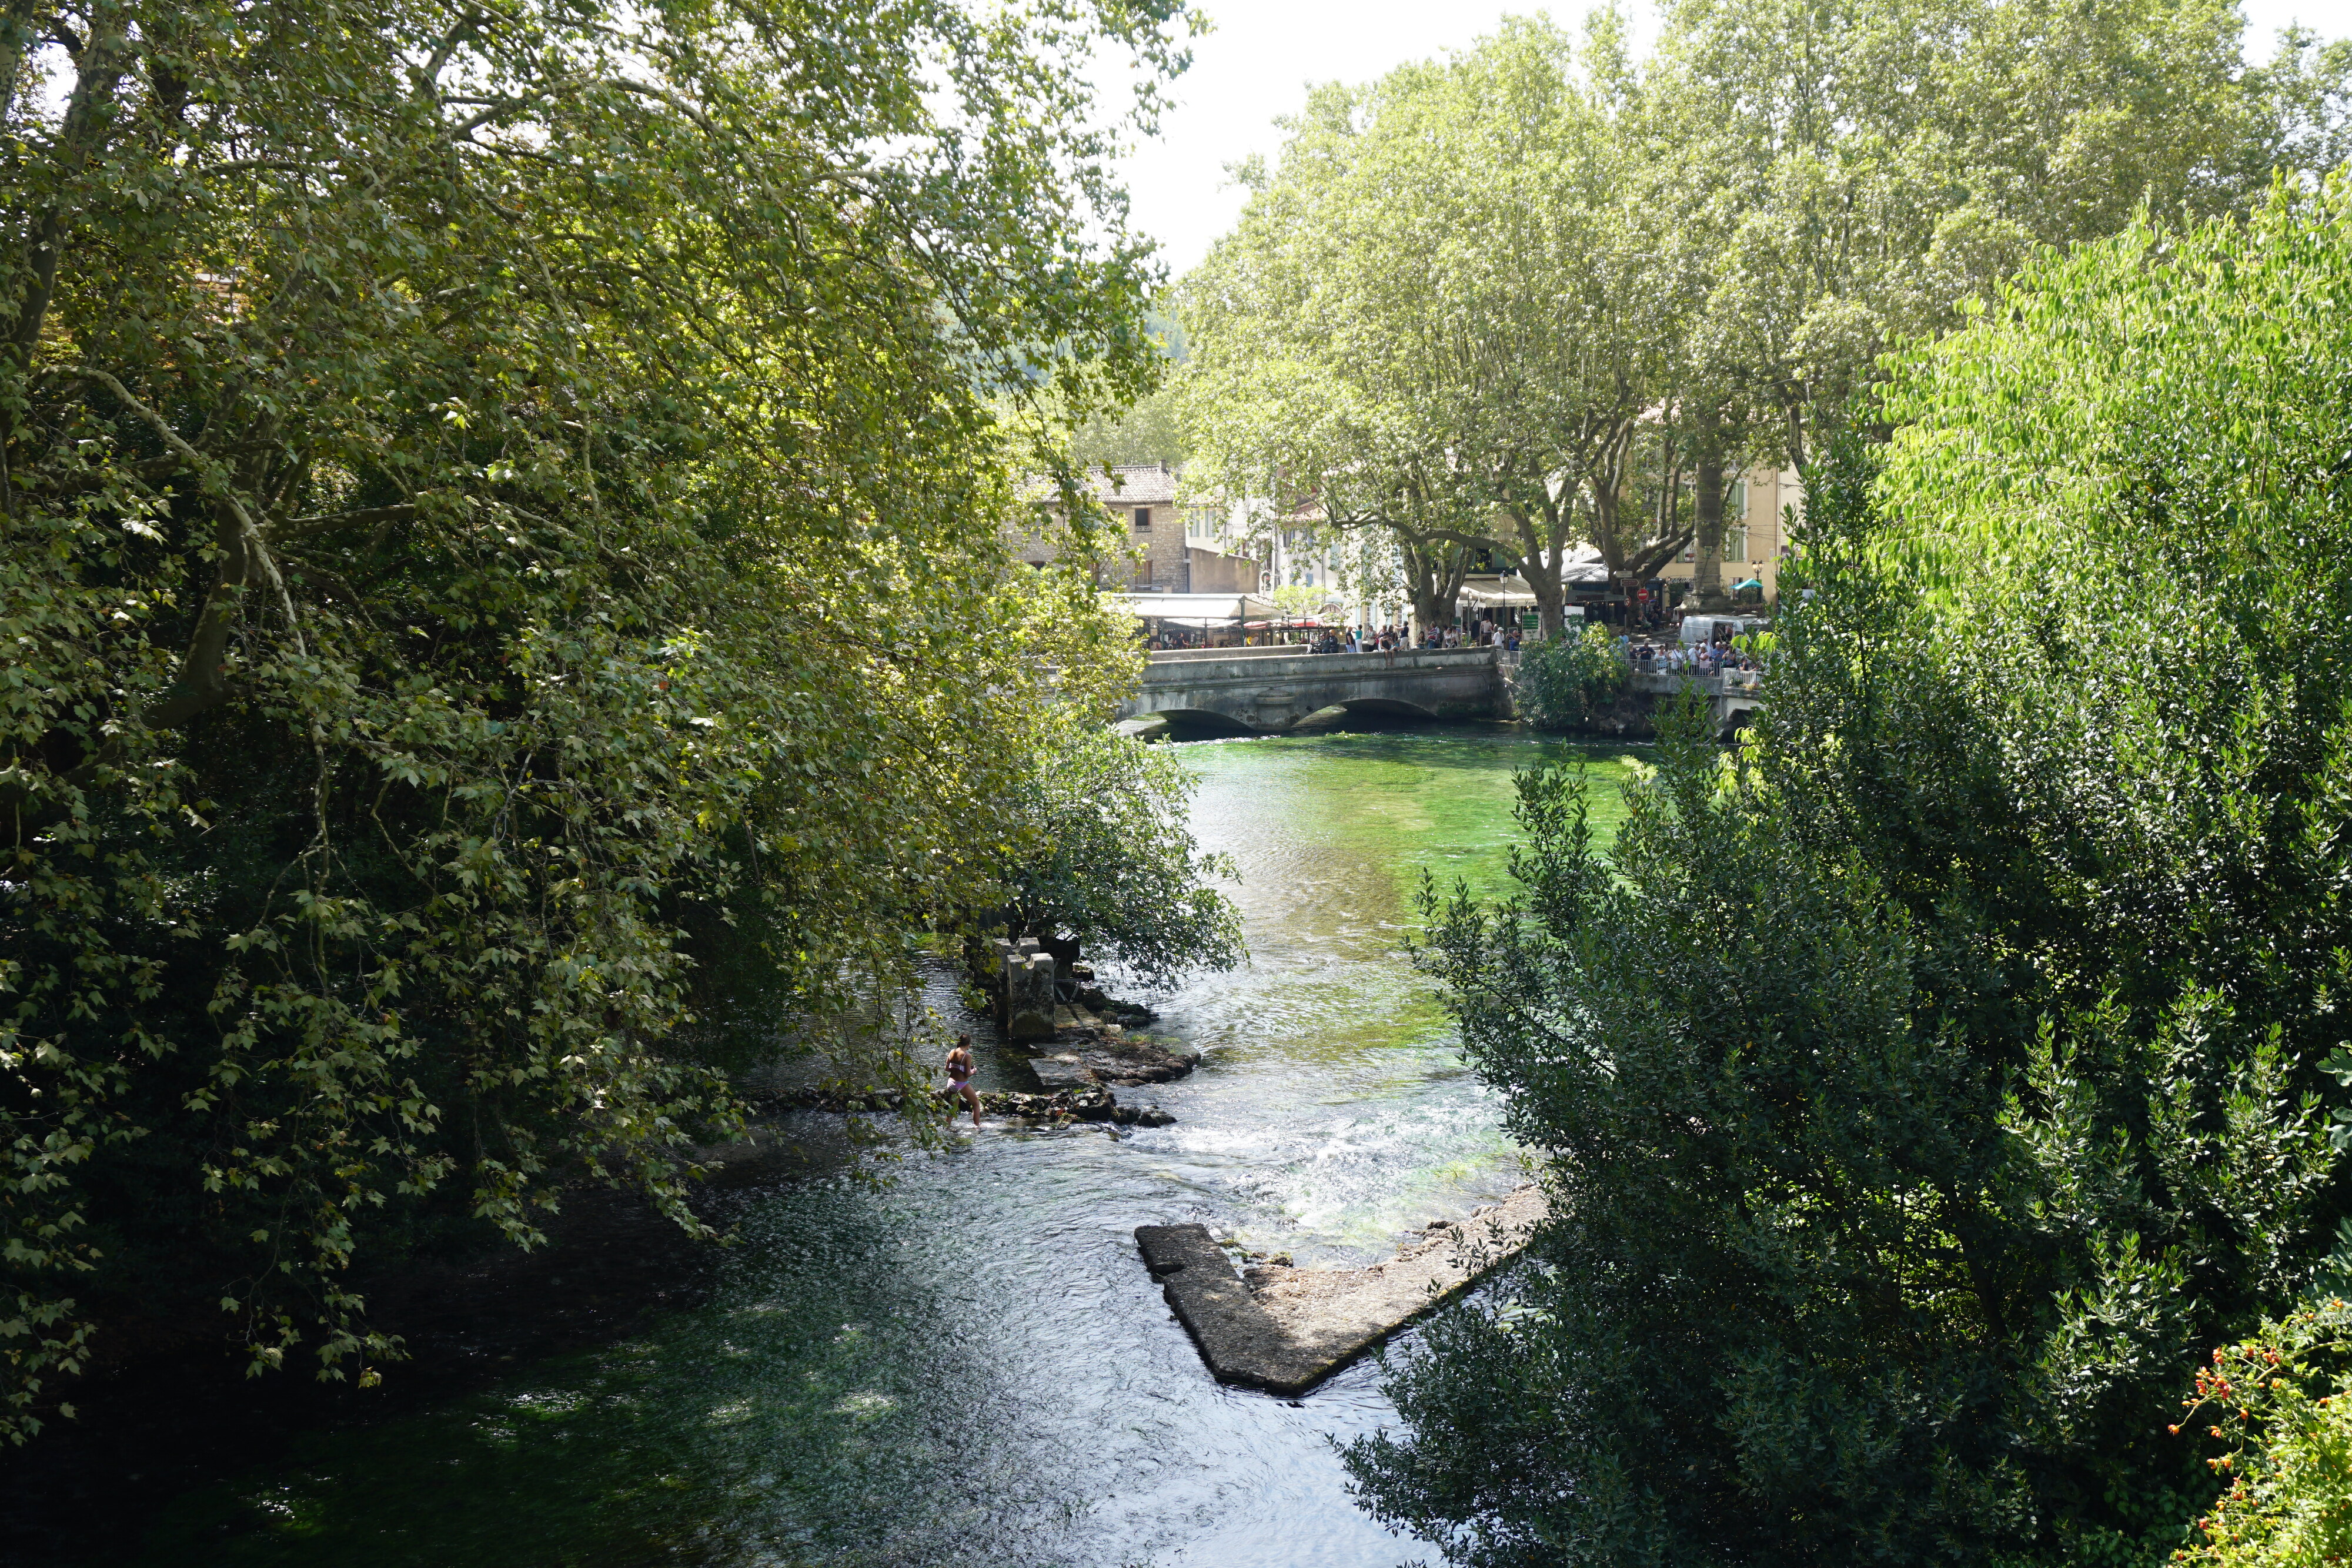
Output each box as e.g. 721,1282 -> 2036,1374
1116,647 -> 1501,735
1114,646 -> 1763,737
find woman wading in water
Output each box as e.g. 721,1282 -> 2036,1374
943,1035 -> 982,1126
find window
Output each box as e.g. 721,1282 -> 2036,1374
1133,506 -> 1151,531
1725,526 -> 1748,564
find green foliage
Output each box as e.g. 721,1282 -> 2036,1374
1358,692 -> 2311,1564
1177,18 -> 1683,634
994,720 -> 1243,992
0,0 -> 1189,1437
1349,180 -> 2352,1565
1070,386 -> 1190,469
2163,1296 -> 2352,1567
1512,624 -> 1626,731
1656,0 -> 2344,457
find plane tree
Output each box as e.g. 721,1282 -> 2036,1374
1182,20 -> 1698,638
1652,0 -> 2347,479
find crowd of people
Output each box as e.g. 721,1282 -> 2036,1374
1145,620 -> 1527,652
1307,617 -> 1526,654
1621,633 -> 1759,676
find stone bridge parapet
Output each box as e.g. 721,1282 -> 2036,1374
1113,647 -> 1765,737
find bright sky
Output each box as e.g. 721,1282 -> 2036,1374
1120,0 -> 2352,280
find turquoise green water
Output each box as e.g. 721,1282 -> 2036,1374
130,726 -> 1640,1568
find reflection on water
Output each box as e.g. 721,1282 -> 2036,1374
132,726 -> 1640,1568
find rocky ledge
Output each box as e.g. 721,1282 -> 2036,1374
1134,1184 -> 1548,1398
1029,1032 -> 1201,1091
771,1084 -> 1174,1128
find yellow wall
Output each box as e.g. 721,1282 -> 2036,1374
1656,464 -> 1801,603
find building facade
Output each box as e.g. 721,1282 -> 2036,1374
1017,462 -> 1261,594
1655,463 -> 1803,603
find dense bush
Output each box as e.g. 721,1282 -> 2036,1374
1348,177 -> 2352,1566
995,720 -> 1244,991
1512,624 -> 1627,731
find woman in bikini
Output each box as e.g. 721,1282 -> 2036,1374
942,1035 -> 982,1126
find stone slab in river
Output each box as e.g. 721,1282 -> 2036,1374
1134,1225 -> 1304,1392
1135,1184 -> 1547,1398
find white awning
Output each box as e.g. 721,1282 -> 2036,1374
1458,583 -> 1539,607
1104,591 -> 1282,625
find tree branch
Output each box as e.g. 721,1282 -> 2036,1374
270,503 -> 417,540
8,15 -> 127,372
66,366 -> 306,726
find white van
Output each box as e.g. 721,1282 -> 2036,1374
1679,614 -> 1768,646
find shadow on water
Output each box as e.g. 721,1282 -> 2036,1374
19,725 -> 1642,1568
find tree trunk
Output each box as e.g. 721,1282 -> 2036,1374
1780,382 -> 1808,477
1693,438 -> 1728,614
1495,496 -> 1570,641
1399,533 -> 1466,642
1526,544 -> 1567,640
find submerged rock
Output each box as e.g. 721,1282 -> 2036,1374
1029,1055 -> 1097,1092
1078,1038 -> 1200,1085
1030,1039 -> 1200,1088
771,1080 -> 1171,1131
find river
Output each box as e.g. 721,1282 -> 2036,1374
123,725 -> 1641,1568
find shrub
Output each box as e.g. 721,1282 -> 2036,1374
1513,623 -> 1627,730
2172,1295 -> 2352,1567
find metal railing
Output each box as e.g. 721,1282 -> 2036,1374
1144,646 -> 1313,663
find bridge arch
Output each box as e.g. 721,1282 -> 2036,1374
1292,697 -> 1442,730
1147,706 -> 1261,740
1114,647 -> 1510,734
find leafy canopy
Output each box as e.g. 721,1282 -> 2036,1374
0,0 -> 1190,1439
994,718 -> 1243,992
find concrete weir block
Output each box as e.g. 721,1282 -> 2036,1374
1001,944 -> 1056,1041
1134,1225 -> 1308,1392
1135,1184 -> 1548,1398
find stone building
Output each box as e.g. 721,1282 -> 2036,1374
1017,462 -> 1260,594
